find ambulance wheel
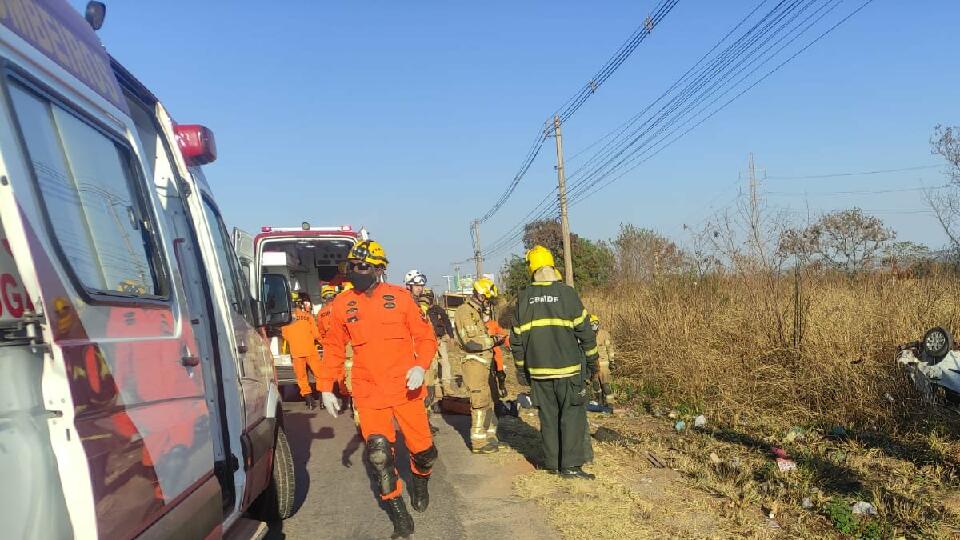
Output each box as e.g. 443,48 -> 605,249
250,427 -> 296,520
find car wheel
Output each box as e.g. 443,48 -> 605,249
249,427 -> 295,520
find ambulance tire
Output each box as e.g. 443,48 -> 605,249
250,427 -> 296,521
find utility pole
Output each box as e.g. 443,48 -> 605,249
552,115 -> 574,286
745,152 -> 768,269
470,220 -> 483,280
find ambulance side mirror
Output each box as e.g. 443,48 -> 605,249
262,273 -> 292,328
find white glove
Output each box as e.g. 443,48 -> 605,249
321,392 -> 341,418
406,366 -> 425,390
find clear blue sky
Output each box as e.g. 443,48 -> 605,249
78,0 -> 960,287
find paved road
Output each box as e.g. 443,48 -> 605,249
264,399 -> 557,540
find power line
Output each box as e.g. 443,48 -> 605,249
473,0 -> 681,225
564,0 -> 773,169
565,0 -> 844,205
567,0 -> 876,208
764,164 -> 941,180
480,0 -> 877,263
765,184 -> 949,196
482,0 -> 806,261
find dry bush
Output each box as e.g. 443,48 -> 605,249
585,269 -> 960,434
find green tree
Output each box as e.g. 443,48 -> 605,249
507,219 -> 615,290
500,255 -> 530,297
572,237 -> 615,288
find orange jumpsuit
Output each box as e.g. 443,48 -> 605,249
282,308 -> 323,397
319,283 -> 437,499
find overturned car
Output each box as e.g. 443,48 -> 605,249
896,327 -> 960,409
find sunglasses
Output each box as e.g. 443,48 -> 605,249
348,261 -> 376,272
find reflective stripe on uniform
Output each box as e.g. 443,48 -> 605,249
512,309 -> 589,335
584,347 -> 598,357
527,364 -> 581,377
464,354 -> 491,365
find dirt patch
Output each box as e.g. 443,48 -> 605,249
508,412 -> 775,539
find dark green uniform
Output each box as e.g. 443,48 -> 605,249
510,280 -> 598,470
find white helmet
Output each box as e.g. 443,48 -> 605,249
404,269 -> 427,286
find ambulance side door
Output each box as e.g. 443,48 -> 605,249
197,197 -> 276,508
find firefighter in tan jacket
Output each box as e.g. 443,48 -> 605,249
454,278 -> 504,454
590,314 -> 616,406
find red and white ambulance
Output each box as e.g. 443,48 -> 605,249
0,1 -> 295,538
234,224 -> 366,387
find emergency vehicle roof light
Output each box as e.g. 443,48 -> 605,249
341,225 -> 352,231
85,2 -> 106,31
261,226 -> 272,232
175,124 -> 217,166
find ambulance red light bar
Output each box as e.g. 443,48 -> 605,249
260,225 -> 353,233
175,124 -> 217,166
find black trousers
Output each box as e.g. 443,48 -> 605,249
531,376 -> 588,470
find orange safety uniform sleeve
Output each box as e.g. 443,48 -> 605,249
486,320 -> 506,371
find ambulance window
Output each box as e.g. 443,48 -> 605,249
8,83 -> 163,298
201,198 -> 251,322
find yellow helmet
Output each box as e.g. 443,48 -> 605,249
589,314 -> 599,325
290,291 -> 300,302
347,240 -> 389,267
473,277 -> 497,299
321,285 -> 338,300
526,245 -> 555,275
342,281 -> 354,291
118,279 -> 147,295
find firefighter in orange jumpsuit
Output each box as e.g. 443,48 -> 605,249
282,292 -> 323,409
319,241 -> 438,539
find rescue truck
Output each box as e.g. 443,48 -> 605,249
0,1 -> 295,537
233,223 -> 366,389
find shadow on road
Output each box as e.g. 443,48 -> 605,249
440,412 -> 472,449
283,409 -> 335,515
497,414 -> 544,468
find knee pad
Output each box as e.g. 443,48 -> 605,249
366,434 -> 398,495
365,435 -> 394,471
411,445 -> 438,473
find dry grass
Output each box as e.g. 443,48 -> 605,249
585,271 -> 960,432
573,270 -> 960,537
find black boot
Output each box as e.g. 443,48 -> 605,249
559,466 -> 595,480
410,474 -> 430,512
304,394 -> 316,410
385,497 -> 415,538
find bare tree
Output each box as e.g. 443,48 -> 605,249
926,125 -> 960,254
612,224 -> 686,281
779,208 -> 895,274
